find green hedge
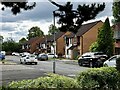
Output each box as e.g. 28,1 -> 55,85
2,67 -> 120,89
8,73 -> 80,89
76,67 -> 120,89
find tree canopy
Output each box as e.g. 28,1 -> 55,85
0,35 -> 3,41
2,39 -> 21,52
27,26 -> 44,40
19,37 -> 27,44
48,24 -> 59,35
90,18 -> 114,57
1,1 -> 36,15
113,1 -> 120,23
49,0 -> 105,34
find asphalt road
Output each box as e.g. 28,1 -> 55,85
1,56 -> 89,86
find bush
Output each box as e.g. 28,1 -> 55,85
8,73 -> 80,89
76,67 -> 120,89
116,57 -> 120,72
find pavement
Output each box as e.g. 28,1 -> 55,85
0,61 -> 16,65
56,59 -> 78,65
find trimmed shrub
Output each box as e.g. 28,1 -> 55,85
8,73 -> 80,89
76,67 -> 120,89
116,57 -> 120,72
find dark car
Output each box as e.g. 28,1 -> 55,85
78,52 -> 108,67
37,53 -> 48,61
0,53 -> 5,60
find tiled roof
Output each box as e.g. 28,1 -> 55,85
76,20 -> 102,36
50,31 -> 65,41
23,36 -> 44,45
63,20 -> 102,38
40,35 -> 53,44
40,32 -> 65,44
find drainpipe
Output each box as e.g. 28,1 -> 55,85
81,36 -> 83,55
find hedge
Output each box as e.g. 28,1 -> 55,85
1,67 -> 120,89
8,73 -> 80,89
76,67 -> 120,89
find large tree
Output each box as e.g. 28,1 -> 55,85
90,18 -> 114,57
27,26 -> 44,40
113,1 -> 120,23
2,39 -> 21,52
48,24 -> 59,35
1,1 -> 36,15
19,37 -> 27,44
0,35 -> 4,50
49,0 -> 105,34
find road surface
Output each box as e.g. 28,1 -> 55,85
1,56 -> 89,86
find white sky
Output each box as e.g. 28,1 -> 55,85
0,0 -> 114,42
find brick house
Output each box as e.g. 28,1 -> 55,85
38,31 -> 75,57
38,35 -> 53,54
113,22 -> 120,54
64,20 -> 103,59
38,32 -> 66,56
22,36 -> 44,54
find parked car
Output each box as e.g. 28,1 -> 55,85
0,51 -> 6,55
22,52 -> 30,56
47,53 -> 57,58
0,53 -> 5,60
78,52 -> 108,67
103,55 -> 120,67
12,52 -> 20,56
37,53 -> 48,61
20,54 -> 38,65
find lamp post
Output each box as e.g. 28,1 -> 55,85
53,10 -> 56,73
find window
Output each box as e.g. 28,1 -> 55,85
66,38 -> 69,46
70,38 -> 72,44
114,31 -> 120,39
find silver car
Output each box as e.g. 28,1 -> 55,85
37,53 -> 48,61
103,55 -> 120,67
20,54 -> 38,65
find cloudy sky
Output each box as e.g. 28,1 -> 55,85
0,0 -> 113,42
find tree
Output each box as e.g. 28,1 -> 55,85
49,0 -> 105,34
1,1 -> 36,15
0,35 -> 4,51
90,18 -> 114,57
2,39 -> 20,52
113,1 -> 120,23
0,35 -> 3,40
89,42 -> 98,52
48,24 -> 59,35
19,37 -> 27,44
27,26 -> 44,40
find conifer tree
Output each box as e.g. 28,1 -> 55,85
91,18 -> 114,57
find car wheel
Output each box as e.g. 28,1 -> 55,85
24,60 -> 27,64
78,60 -> 82,66
20,62 -> 22,64
20,60 -> 22,64
35,62 -> 37,65
89,62 -> 93,68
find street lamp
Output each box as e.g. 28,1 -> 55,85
53,10 -> 56,73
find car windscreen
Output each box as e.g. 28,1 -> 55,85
94,52 -> 104,55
